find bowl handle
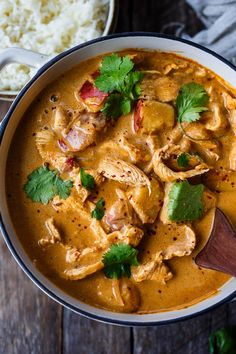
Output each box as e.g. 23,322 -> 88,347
0,47 -> 49,71
0,48 -> 49,141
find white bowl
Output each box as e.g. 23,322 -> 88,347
0,33 -> 236,326
0,0 -> 118,101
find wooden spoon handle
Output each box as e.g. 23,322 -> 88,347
195,208 -> 236,277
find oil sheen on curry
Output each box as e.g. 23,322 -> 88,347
7,50 -> 236,314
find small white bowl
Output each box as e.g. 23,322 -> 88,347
0,33 -> 236,326
0,0 -> 118,101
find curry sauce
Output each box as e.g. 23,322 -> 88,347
6,51 -> 235,313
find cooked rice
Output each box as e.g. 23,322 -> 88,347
0,0 -> 109,91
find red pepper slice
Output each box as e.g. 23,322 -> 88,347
80,80 -> 108,102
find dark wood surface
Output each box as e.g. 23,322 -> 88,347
0,1 -> 236,353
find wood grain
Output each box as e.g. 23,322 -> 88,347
0,238 -> 62,354
0,1 -> 236,354
132,305 -> 230,354
63,309 -> 131,354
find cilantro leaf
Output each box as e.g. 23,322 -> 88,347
95,54 -> 143,119
102,243 -> 139,279
123,70 -> 143,98
167,181 -> 204,222
80,168 -> 95,191
101,93 -> 132,119
55,177 -> 73,199
24,166 -> 73,204
176,83 -> 209,123
209,326 -> 236,354
177,152 -> 190,168
91,198 -> 105,220
95,53 -> 134,93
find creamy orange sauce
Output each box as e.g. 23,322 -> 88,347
6,50 -> 235,313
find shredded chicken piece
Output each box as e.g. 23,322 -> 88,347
107,225 -> 144,247
202,188 -> 217,212
153,144 -> 209,182
63,261 -> 104,280
168,124 -> 183,143
52,194 -> 91,221
140,76 -> 179,102
179,137 -> 192,152
105,188 -> 140,231
52,105 -> 72,136
223,92 -> 236,110
163,225 -> 196,260
66,247 -> 80,263
69,167 -> 104,203
153,76 -> 179,102
90,218 -> 109,245
162,63 -> 179,75
223,92 -> 236,135
39,218 -> 61,246
146,135 -> 159,154
118,279 -> 140,312
36,130 -> 69,171
183,122 -> 213,141
144,135 -> 160,173
127,177 -> 164,224
163,61 -> 188,75
204,103 -> 229,133
98,278 -> 140,312
63,223 -> 144,280
99,158 -> 151,192
132,252 -> 173,283
117,135 -> 143,163
194,143 -> 220,165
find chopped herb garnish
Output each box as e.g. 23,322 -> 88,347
101,93 -> 131,118
80,168 -> 95,191
102,243 -> 139,279
24,166 -> 73,204
209,326 -> 236,354
176,82 -> 209,123
94,53 -> 143,119
167,180 -> 204,222
91,198 -> 105,220
177,152 -> 190,168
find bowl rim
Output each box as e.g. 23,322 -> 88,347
1,32 -> 236,326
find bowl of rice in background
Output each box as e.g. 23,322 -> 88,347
0,0 -> 118,100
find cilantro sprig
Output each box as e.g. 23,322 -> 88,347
167,181 -> 204,222
80,168 -> 95,191
24,166 -> 73,204
91,198 -> 105,220
102,243 -> 139,279
95,53 -> 143,119
209,326 -> 236,354
176,82 -> 209,123
177,152 -> 190,168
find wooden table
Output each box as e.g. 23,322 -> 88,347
1,1 -> 236,353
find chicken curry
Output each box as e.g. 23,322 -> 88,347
6,50 -> 236,313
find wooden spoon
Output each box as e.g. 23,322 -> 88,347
195,208 -> 236,277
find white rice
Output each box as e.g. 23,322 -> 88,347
0,0 -> 109,91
